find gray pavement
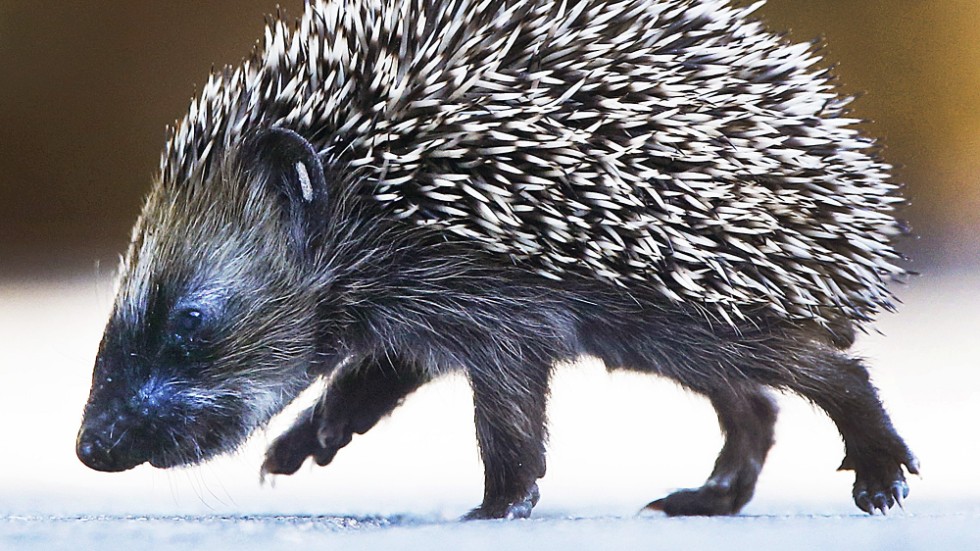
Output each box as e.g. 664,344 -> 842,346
3,511 -> 979,550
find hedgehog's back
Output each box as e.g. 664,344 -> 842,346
166,0 -> 907,327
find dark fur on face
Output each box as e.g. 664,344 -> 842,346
78,130 -> 324,471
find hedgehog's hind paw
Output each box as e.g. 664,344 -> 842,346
643,472 -> 755,517
853,481 -> 908,515
842,445 -> 917,515
644,487 -> 738,517
849,459 -> 915,515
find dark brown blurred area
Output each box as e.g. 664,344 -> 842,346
1,1 -> 977,280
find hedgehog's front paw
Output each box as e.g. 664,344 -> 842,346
463,483 -> 540,520
261,416 -> 318,476
846,450 -> 918,514
261,412 -> 351,476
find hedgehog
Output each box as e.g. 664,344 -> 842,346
76,0 -> 917,518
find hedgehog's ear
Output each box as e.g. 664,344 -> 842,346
242,128 -> 328,256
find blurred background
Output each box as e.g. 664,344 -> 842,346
1,0 -> 979,277
0,0 -> 978,519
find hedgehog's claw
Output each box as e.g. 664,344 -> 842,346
892,481 -> 908,510
854,489 -> 874,514
848,453 -> 914,515
872,491 -> 891,514
643,498 -> 666,512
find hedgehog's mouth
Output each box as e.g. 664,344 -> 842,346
148,454 -> 183,469
76,412 -> 230,472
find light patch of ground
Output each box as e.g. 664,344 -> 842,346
2,513 -> 979,551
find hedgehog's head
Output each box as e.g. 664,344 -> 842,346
77,128 -> 334,472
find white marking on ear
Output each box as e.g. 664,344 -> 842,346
295,161 -> 314,202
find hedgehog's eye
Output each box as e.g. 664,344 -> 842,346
174,308 -> 203,339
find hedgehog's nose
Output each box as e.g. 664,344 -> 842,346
76,427 -> 118,471
76,422 -> 145,472
76,429 -> 110,471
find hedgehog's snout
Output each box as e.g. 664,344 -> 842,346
76,377 -> 170,472
76,403 -> 149,473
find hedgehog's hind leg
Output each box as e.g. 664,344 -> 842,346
772,350 -> 918,514
645,383 -> 778,516
261,355 -> 428,476
578,316 -> 777,515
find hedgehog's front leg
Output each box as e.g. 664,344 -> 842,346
646,383 -> 777,516
463,358 -> 550,520
262,355 -> 427,476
